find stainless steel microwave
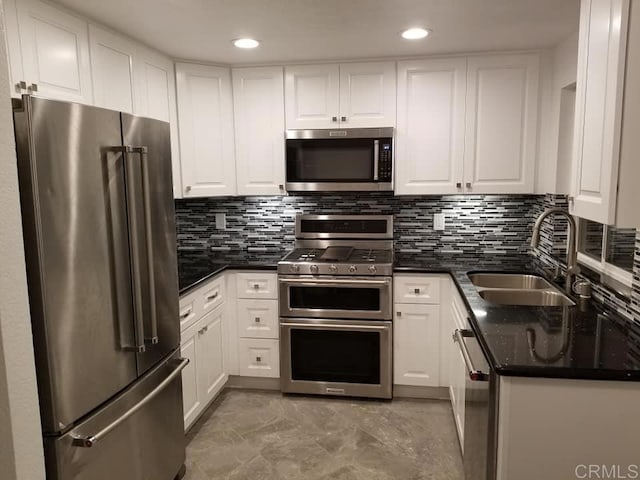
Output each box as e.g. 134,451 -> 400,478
285,127 -> 393,192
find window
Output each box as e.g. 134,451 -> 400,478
577,219 -> 635,292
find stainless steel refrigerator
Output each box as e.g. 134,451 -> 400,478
13,95 -> 187,480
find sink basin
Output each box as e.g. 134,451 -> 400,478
478,289 -> 575,307
468,273 -> 553,290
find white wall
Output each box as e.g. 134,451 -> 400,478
535,32 -> 579,193
0,1 -> 46,478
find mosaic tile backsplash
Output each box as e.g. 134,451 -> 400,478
175,193 -> 540,254
175,192 -> 640,327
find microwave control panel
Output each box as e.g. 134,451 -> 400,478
378,142 -> 392,181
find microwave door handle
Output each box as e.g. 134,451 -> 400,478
373,139 -> 379,181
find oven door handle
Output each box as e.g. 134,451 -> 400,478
280,278 -> 391,287
281,322 -> 390,331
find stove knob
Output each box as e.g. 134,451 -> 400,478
329,264 -> 338,274
349,265 -> 357,274
290,264 -> 300,273
310,264 -> 319,274
368,265 -> 377,274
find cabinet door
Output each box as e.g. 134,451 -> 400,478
3,0 -> 26,98
396,58 -> 467,195
16,0 -> 93,104
176,63 -> 236,197
464,54 -> 539,194
180,321 -> 201,431
88,24 -> 135,113
339,61 -> 396,128
452,343 -> 466,451
393,304 -> 441,387
196,306 -> 227,403
134,49 -> 182,198
284,64 -> 340,129
232,67 -> 286,196
571,0 -> 630,224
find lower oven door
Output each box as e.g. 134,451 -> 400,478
279,276 -> 392,320
280,318 -> 392,399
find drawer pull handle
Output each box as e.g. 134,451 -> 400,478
397,311 -> 402,317
254,317 -> 261,323
253,284 -> 260,290
207,292 -> 219,301
414,288 -> 421,294
180,310 -> 192,320
256,356 -> 262,362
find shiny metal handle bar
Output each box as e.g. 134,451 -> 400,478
71,358 -> 189,448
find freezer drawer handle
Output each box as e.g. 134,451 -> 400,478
70,357 -> 189,448
454,329 -> 489,382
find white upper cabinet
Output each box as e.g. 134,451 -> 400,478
338,62 -> 396,128
571,0 -> 639,226
285,64 -> 340,129
10,0 -> 93,104
464,54 -> 540,194
284,62 -> 396,129
232,66 -> 286,196
395,58 -> 467,195
134,48 -> 182,198
88,24 -> 135,113
176,63 -> 236,197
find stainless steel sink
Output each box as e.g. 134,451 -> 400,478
477,289 -> 575,307
468,273 -> 553,290
468,272 -> 576,307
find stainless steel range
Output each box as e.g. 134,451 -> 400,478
278,214 -> 394,399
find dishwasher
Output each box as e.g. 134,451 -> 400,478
454,329 -> 498,480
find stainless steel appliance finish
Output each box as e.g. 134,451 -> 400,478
280,319 -> 393,399
13,95 -> 185,480
454,329 -> 498,480
279,214 -> 394,399
285,128 -> 393,192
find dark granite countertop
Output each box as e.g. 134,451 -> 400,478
178,249 -> 283,295
396,252 -> 640,381
178,249 -> 640,381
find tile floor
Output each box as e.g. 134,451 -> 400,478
183,389 -> 464,480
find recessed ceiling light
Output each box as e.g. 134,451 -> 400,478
401,28 -> 430,40
233,38 -> 260,49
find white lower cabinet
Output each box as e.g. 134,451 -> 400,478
238,338 -> 280,378
449,285 -> 470,452
394,304 -> 441,387
179,276 -> 228,431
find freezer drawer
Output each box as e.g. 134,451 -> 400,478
45,351 -> 187,480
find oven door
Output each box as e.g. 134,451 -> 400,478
279,276 -> 392,320
280,318 -> 392,399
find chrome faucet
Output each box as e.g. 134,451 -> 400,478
531,208 -> 580,294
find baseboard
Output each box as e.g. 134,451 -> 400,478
225,375 -> 281,391
393,385 -> 450,400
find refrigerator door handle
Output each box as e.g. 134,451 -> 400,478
70,357 -> 189,448
120,146 -> 147,353
129,146 -> 159,345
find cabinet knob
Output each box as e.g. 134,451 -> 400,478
341,116 -> 347,122
332,116 -> 338,122
397,311 -> 402,317
456,182 -> 462,189
254,317 -> 261,323
16,80 -> 27,91
278,184 -> 284,191
253,283 -> 260,290
414,288 -> 421,294
28,83 -> 38,93
256,356 -> 262,363
185,185 -> 191,192
466,182 -> 472,189
207,292 -> 218,301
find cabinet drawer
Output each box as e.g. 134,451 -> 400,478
237,299 -> 279,339
238,338 -> 280,378
200,276 -> 225,314
451,288 -> 470,331
394,275 -> 441,304
178,290 -> 200,332
236,272 -> 277,299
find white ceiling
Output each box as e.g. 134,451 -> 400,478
53,0 -> 580,64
